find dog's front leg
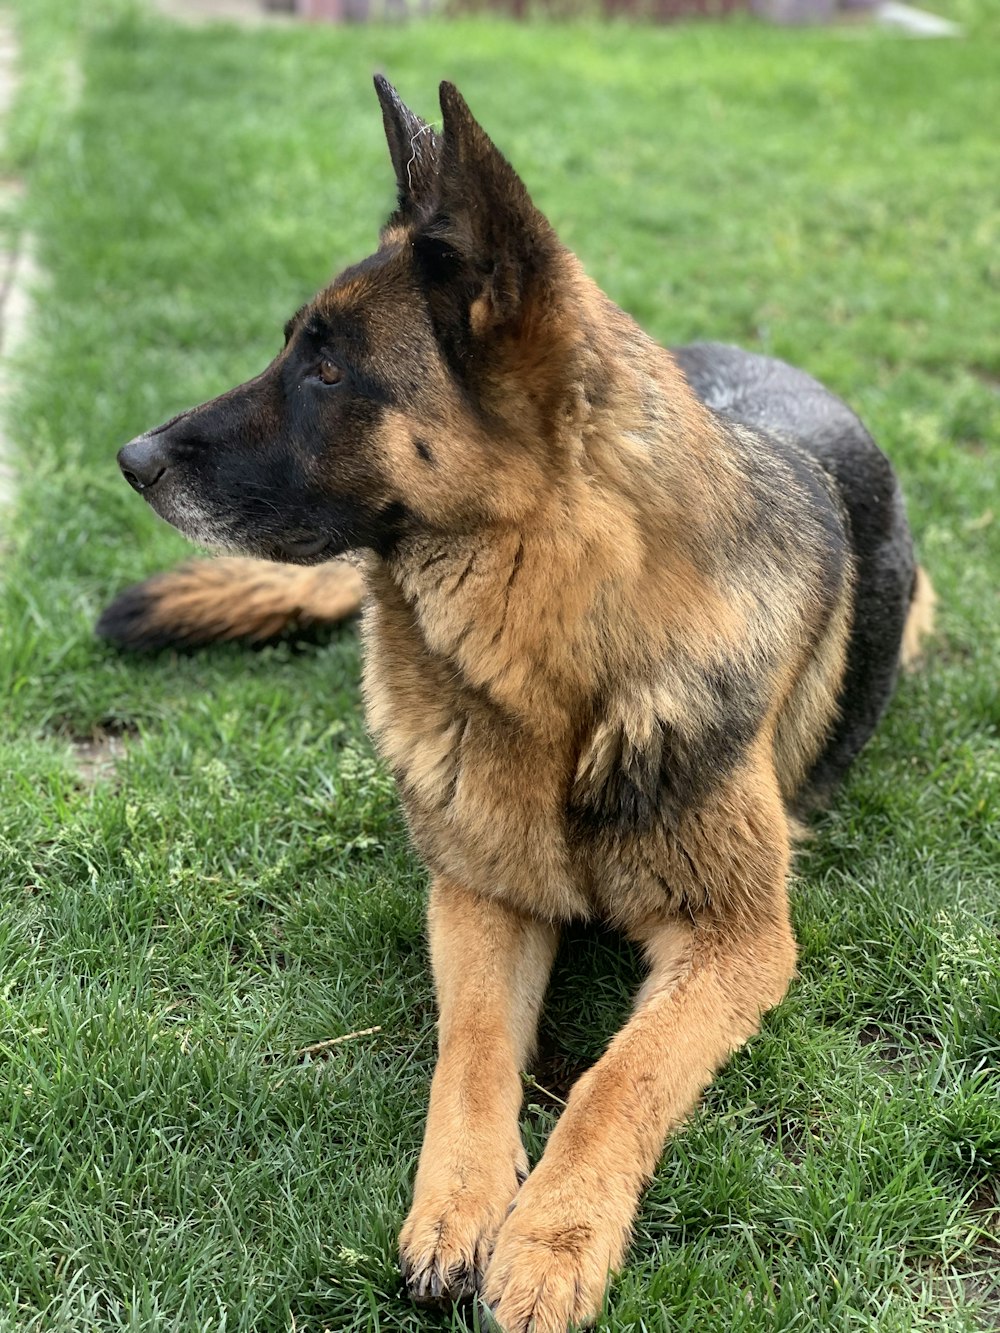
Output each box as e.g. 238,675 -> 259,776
400,876 -> 559,1306
482,896 -> 797,1332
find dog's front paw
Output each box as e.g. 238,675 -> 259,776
480,1174 -> 629,1332
399,1152 -> 527,1308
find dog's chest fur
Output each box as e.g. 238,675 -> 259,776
362,538 -> 595,920
359,465 -> 846,928
362,589 -> 764,928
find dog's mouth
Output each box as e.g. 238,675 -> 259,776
117,435 -> 342,564
164,499 -> 337,566
276,533 -> 334,562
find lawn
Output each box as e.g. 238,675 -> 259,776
0,0 -> 998,1329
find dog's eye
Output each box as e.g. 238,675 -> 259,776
317,359 -> 343,386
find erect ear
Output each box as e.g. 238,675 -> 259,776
373,74 -> 440,224
413,81 -> 560,338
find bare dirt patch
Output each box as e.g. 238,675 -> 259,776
71,730 -> 129,785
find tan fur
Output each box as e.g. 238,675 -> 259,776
399,880 -> 559,1305
363,252 -> 838,1330
399,751 -> 797,1332
772,580 -> 854,803
901,565 -> 935,670
486,899 -> 795,1330
362,259 -> 847,930
131,557 -> 363,645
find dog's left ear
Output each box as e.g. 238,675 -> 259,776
374,74 -> 439,223
414,81 -> 560,338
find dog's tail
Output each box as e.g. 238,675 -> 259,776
96,558 -> 365,651
900,565 -> 936,671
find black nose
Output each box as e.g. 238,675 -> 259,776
118,435 -> 169,492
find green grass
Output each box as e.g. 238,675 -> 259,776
1,1 -> 998,1329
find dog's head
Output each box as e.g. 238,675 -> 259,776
118,79 -> 581,564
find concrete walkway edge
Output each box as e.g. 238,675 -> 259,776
0,12 -> 34,519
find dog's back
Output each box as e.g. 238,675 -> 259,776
671,342 -> 929,806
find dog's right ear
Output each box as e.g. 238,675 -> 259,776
374,74 -> 439,224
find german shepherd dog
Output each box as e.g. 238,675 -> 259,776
100,79 -> 934,1332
